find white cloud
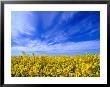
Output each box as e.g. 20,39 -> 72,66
59,12 -> 78,24
11,12 -> 100,55
42,12 -> 60,29
11,40 -> 100,55
11,12 -> 36,38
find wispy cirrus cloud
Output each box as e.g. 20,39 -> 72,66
11,12 -> 36,37
11,40 -> 100,55
11,11 -> 100,55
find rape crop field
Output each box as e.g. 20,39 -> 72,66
11,53 -> 100,77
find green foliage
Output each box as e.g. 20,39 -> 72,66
22,51 -> 29,57
40,54 -> 48,57
22,51 -> 26,56
32,52 -> 36,56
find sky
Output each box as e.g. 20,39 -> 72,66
11,11 -> 100,56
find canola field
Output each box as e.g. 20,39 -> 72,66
11,53 -> 100,77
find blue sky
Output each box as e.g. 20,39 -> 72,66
11,11 -> 100,56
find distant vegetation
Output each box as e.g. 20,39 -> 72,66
11,52 -> 100,77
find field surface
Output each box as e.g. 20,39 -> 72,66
11,53 -> 100,77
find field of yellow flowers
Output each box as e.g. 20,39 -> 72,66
11,52 -> 100,77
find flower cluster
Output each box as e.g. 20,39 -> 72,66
11,53 -> 100,77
